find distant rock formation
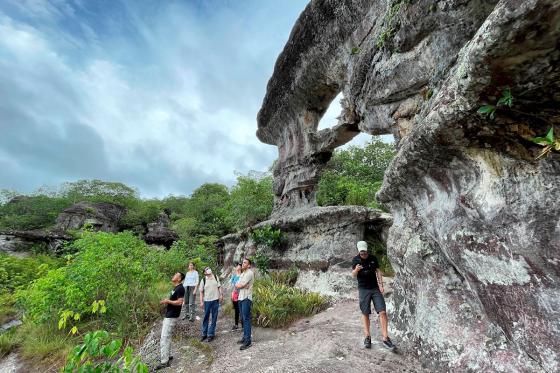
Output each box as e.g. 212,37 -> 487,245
144,212 -> 179,248
255,0 -> 559,371
54,201 -> 126,233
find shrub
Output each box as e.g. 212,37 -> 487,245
269,267 -> 298,286
18,232 -> 187,338
250,225 -> 282,249
63,330 -> 148,373
226,173 -> 273,230
252,277 -> 329,328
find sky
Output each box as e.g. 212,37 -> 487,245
0,0 -> 374,198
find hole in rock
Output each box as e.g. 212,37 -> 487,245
317,92 -> 344,130
364,223 -> 393,276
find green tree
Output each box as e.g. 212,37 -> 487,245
226,173 -> 273,230
317,138 -> 395,208
183,183 -> 231,237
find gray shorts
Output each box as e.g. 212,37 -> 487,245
358,287 -> 386,315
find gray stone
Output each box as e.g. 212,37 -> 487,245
219,206 -> 391,297
144,212 -> 179,249
257,0 -> 560,371
54,201 -> 125,233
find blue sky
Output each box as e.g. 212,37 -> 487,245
0,0 -> 372,198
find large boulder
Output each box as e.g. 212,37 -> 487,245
54,201 -> 126,233
144,212 -> 179,248
258,0 -> 560,371
219,206 -> 391,297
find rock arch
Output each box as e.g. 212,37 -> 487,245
255,0 -> 560,371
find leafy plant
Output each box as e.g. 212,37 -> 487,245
63,330 -> 148,373
251,252 -> 271,275
351,46 -> 360,55
250,225 -> 283,249
477,87 -> 513,120
252,277 -> 329,328
530,127 -> 560,159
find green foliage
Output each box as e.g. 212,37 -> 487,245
118,199 -> 162,233
0,328 -> 20,358
351,46 -> 360,55
531,126 -> 560,159
376,0 -> 410,48
0,195 -> 71,230
169,239 -> 218,275
253,277 -> 329,328
0,253 -> 61,323
269,267 -> 298,287
225,173 -> 273,230
63,330 -> 148,373
183,183 -> 231,237
251,252 -> 271,276
250,225 -> 283,249
58,180 -> 139,207
367,239 -> 394,276
317,138 -> 394,209
18,232 -> 186,338
478,87 -> 513,120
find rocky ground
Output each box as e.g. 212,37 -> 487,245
140,300 -> 429,373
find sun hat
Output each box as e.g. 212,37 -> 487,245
357,241 -> 368,252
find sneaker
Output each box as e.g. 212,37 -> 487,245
364,336 -> 372,349
200,335 -> 207,342
240,342 -> 252,350
236,339 -> 245,344
231,324 -> 239,331
383,337 -> 396,351
155,361 -> 170,370
189,317 -> 194,322
207,336 -> 215,342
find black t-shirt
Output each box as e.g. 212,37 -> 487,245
352,254 -> 379,289
165,283 -> 185,318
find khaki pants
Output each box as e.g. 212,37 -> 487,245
160,317 -> 177,364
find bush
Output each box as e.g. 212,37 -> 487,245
63,330 -> 147,373
169,239 -> 218,275
18,232 -> 187,337
250,225 -> 282,249
252,277 -> 329,328
0,328 -> 20,358
226,173 -> 273,230
269,267 -> 298,286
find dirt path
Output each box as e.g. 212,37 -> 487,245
140,300 -> 428,373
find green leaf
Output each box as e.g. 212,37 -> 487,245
71,326 -> 78,335
477,105 -> 495,115
351,47 -> 360,55
545,127 -> 554,144
530,136 -> 550,145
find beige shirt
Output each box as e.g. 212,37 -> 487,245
199,275 -> 221,301
237,269 -> 254,301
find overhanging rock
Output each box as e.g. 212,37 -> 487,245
256,0 -> 560,371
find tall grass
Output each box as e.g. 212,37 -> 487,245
253,275 -> 329,328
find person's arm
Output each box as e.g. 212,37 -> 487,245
193,273 -> 199,295
162,297 -> 184,306
199,279 -> 204,307
235,272 -> 251,289
376,269 -> 384,294
351,261 -> 362,278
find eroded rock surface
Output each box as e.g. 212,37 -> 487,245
55,201 -> 125,233
258,0 -> 560,371
219,206 -> 391,297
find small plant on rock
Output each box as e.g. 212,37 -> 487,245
530,127 -> 560,159
477,87 -> 513,119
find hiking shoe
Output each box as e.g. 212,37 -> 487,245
231,324 -> 239,331
383,338 -> 396,351
236,339 -> 245,344
207,336 -> 215,342
155,361 -> 170,370
240,342 -> 252,350
200,335 -> 207,342
364,336 -> 372,349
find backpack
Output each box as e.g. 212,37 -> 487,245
202,274 -> 218,289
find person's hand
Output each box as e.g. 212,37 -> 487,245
200,302 -> 204,309
355,264 -> 363,271
379,286 -> 384,294
219,294 -> 224,304
160,299 -> 168,305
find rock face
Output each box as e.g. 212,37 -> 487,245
55,201 -> 125,233
257,0 -> 560,371
143,212 -> 179,248
219,206 -> 391,297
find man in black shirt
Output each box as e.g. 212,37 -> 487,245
351,241 -> 395,351
156,272 -> 185,370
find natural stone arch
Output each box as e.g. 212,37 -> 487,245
255,0 -> 560,371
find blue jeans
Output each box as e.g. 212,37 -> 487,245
239,298 -> 252,344
201,300 -> 219,337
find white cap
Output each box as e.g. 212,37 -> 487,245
357,241 -> 368,252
